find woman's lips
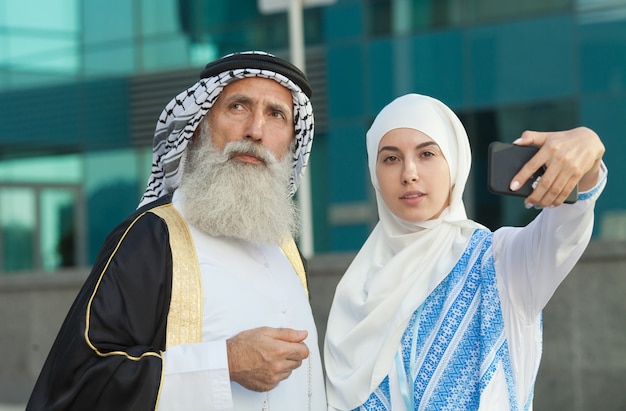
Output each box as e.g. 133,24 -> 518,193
400,191 -> 425,203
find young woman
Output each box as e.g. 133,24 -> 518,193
324,94 -> 606,411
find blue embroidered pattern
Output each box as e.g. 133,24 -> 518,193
355,229 -> 524,411
356,376 -> 392,411
578,169 -> 606,201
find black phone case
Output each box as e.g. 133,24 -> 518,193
487,142 -> 577,204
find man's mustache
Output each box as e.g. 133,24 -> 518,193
222,140 -> 276,165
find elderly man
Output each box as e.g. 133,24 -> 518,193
27,51 -> 326,411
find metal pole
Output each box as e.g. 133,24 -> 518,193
288,0 -> 314,257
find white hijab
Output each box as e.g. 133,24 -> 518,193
324,94 -> 484,410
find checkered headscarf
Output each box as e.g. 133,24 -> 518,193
137,51 -> 314,208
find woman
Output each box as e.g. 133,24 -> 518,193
324,94 -> 606,410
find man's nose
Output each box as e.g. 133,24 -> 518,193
243,110 -> 264,141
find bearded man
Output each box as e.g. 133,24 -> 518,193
27,51 -> 327,411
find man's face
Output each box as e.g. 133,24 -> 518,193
205,77 -> 295,163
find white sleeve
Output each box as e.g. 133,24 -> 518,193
493,163 -> 607,322
156,340 -> 233,411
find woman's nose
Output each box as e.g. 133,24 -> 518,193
402,163 -> 418,184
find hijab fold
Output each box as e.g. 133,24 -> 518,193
324,94 -> 484,410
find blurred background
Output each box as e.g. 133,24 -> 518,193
0,0 -> 625,409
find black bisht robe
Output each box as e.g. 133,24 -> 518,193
27,195 -> 175,411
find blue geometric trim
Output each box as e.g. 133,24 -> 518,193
354,376 -> 391,411
356,228 -> 524,410
578,167 -> 607,201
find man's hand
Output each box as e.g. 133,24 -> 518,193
226,327 -> 309,392
509,126 -> 605,208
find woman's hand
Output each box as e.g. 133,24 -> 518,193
510,126 -> 605,208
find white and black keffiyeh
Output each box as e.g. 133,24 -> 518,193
137,51 -> 314,208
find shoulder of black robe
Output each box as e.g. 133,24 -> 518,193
27,194 -> 175,411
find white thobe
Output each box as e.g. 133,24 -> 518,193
157,192 -> 326,410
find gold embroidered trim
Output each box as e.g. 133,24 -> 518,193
280,237 -> 309,298
150,204 -> 203,348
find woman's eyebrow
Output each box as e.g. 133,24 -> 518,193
378,141 -> 439,154
414,141 -> 439,150
378,145 -> 400,154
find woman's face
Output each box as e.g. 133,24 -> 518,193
376,128 -> 451,223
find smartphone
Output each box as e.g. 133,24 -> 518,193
487,142 -> 577,204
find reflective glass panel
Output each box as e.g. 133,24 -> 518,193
366,0 -> 573,36
0,154 -> 82,184
0,0 -> 79,73
0,187 -> 36,272
40,188 -> 78,271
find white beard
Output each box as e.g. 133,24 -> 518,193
177,132 -> 299,246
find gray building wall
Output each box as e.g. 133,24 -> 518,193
1,240 -> 625,410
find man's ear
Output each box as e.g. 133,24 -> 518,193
191,122 -> 203,144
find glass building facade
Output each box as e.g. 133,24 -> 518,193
1,0 -> 625,274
